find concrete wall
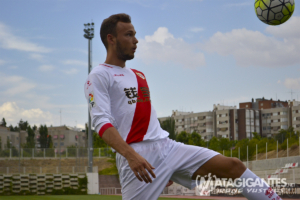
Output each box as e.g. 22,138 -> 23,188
87,173 -> 99,194
243,155 -> 300,171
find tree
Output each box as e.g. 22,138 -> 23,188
176,131 -> 189,144
9,125 -> 14,131
219,138 -> 231,151
18,119 -> 28,131
47,135 -> 53,148
93,132 -> 107,148
235,138 -> 250,161
208,137 -> 220,151
14,126 -> 19,132
0,118 -> 6,127
252,132 -> 261,141
6,136 -> 11,148
275,127 -> 295,144
188,132 -> 205,147
39,125 -> 49,148
25,126 -> 35,148
160,117 -> 176,140
85,123 -> 89,139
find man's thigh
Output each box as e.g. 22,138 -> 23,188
117,138 -> 175,199
167,142 -> 219,189
121,162 -> 172,200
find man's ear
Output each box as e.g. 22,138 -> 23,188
107,34 -> 116,46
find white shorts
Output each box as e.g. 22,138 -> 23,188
116,138 -> 219,200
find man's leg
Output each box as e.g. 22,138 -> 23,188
192,154 -> 282,200
192,154 -> 246,179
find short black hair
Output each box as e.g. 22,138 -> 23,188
100,13 -> 131,49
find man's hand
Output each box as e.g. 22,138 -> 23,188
101,127 -> 156,183
166,180 -> 173,187
126,151 -> 156,183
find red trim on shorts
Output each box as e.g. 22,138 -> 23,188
126,69 -> 151,144
99,123 -> 114,137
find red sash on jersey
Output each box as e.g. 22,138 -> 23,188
126,69 -> 151,144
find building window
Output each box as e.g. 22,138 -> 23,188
261,103 -> 263,106
246,105 -> 248,108
281,125 -> 288,130
60,142 -> 64,146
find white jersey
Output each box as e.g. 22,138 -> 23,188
84,63 -> 169,144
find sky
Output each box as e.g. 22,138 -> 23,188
0,0 -> 299,129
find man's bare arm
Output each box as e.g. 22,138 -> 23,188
101,127 -> 156,183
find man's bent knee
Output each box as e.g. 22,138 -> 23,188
192,155 -> 246,180
227,157 -> 247,179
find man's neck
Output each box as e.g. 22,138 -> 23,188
105,54 -> 126,68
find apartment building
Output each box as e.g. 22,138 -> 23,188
237,109 -> 261,140
160,99 -> 300,141
291,101 -> 300,132
261,107 -> 292,138
0,127 -> 27,150
172,110 -> 214,141
214,105 -> 236,139
35,126 -> 86,150
240,98 -> 289,110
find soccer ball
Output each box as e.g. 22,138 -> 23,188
255,0 -> 295,25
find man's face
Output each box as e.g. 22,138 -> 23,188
114,22 -> 138,61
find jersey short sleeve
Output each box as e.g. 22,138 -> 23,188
84,68 -> 116,137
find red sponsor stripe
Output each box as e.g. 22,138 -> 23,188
99,123 -> 114,137
126,69 -> 151,144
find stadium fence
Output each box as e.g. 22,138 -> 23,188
0,147 -> 113,159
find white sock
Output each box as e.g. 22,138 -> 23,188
237,169 -> 282,200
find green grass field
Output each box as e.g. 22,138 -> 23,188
0,195 -> 210,200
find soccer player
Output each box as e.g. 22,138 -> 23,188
84,13 -> 282,200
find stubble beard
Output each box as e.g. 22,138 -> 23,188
116,40 -> 134,61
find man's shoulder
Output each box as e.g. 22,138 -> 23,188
90,64 -> 113,76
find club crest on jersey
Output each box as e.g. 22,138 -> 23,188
135,72 -> 145,80
89,92 -> 95,108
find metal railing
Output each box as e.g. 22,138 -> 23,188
99,188 -> 122,195
0,166 -> 98,174
0,147 -> 113,159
